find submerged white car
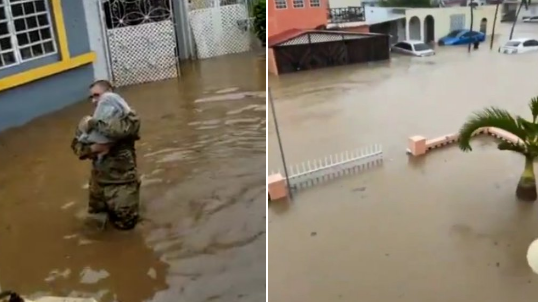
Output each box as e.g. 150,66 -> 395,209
391,40 -> 435,57
498,38 -> 538,54
523,16 -> 538,23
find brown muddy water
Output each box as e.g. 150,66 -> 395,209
269,23 -> 538,302
0,52 -> 266,302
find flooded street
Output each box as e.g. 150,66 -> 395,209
0,52 -> 266,302
269,23 -> 538,301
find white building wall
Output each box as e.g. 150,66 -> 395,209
405,5 -> 500,41
328,0 -> 362,7
82,0 -> 112,81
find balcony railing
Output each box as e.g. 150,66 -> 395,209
328,6 -> 365,24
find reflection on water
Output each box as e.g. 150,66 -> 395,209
0,52 -> 266,302
269,23 -> 538,302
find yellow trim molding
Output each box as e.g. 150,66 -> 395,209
0,52 -> 96,91
51,0 -> 70,60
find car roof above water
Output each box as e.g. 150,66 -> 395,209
402,40 -> 428,45
507,38 -> 533,43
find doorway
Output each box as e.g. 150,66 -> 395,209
424,15 -> 435,43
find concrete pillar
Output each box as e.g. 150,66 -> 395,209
405,19 -> 410,40
82,0 -> 112,81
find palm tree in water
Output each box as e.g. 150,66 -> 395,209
458,97 -> 538,202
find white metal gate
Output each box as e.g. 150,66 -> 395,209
450,14 -> 466,31
101,0 -> 180,87
188,2 -> 251,59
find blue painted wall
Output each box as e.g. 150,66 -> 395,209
61,0 -> 91,57
0,64 -> 94,132
0,0 -> 94,132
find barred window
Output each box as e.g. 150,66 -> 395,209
0,0 -> 57,69
309,0 -> 320,7
275,0 -> 287,9
293,0 -> 304,7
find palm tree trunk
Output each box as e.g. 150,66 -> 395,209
490,2 -> 500,50
516,156 -> 537,201
509,0 -> 525,40
468,3 -> 474,53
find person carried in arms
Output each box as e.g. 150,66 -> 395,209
71,80 -> 141,230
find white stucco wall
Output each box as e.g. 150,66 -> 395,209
83,0 -> 112,81
364,6 -> 406,23
328,0 -> 362,8
397,18 -> 406,41
405,5 -> 500,42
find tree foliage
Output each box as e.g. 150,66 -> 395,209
253,0 -> 266,45
458,97 -> 538,159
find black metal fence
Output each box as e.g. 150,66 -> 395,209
327,6 -> 365,24
273,33 -> 389,74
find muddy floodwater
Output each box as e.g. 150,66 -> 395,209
0,52 -> 266,302
269,23 -> 538,301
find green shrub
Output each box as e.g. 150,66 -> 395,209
253,0 -> 266,45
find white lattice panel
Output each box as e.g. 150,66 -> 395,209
278,33 -> 366,46
309,33 -> 344,43
279,35 -> 309,46
107,20 -> 178,87
189,4 -> 251,59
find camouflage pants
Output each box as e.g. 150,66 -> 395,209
89,178 -> 140,230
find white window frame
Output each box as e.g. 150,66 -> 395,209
275,0 -> 287,9
293,0 -> 304,8
309,0 -> 320,7
0,0 -> 57,70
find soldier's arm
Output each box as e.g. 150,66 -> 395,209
70,138 -> 94,160
87,112 -> 140,141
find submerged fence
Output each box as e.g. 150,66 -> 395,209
270,144 -> 383,191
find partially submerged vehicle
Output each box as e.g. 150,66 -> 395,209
391,40 -> 436,57
498,38 -> 538,54
438,29 -> 485,46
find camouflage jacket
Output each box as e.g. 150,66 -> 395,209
71,111 -> 141,184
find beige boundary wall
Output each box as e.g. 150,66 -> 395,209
407,127 -> 522,156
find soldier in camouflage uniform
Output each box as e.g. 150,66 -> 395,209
71,80 -> 141,230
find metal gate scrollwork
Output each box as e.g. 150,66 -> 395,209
102,0 -> 179,87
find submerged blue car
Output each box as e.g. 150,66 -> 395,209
438,29 -> 486,46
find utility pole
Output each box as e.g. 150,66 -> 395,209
268,89 -> 293,200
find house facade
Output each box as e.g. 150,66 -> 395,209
405,6 -> 499,42
0,0 -> 96,132
0,0 -> 258,133
268,0 -> 329,36
362,6 -> 498,43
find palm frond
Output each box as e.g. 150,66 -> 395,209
458,107 -> 528,152
529,97 -> 538,123
498,141 -> 526,154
